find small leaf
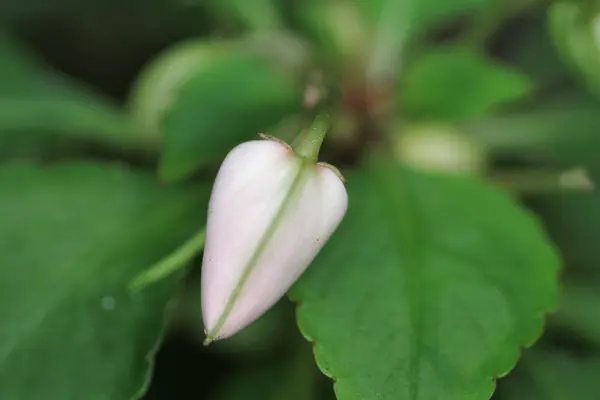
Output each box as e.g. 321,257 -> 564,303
160,52 -> 303,182
400,47 -> 532,122
0,162 -> 210,400
548,2 -> 600,96
361,0 -> 492,80
297,0 -> 372,66
299,0 -> 491,79
290,165 -> 559,399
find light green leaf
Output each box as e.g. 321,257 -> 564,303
290,165 -> 559,399
299,0 -> 490,77
0,35 -> 152,158
161,52 -> 302,182
362,0 -> 492,80
0,162 -> 210,400
127,39 -> 227,138
549,2 -> 600,96
400,47 -> 532,122
359,0 -> 492,42
297,0 -> 372,66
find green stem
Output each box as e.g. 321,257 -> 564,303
129,227 -> 206,292
292,113 -> 331,162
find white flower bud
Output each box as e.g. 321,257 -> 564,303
201,136 -> 348,343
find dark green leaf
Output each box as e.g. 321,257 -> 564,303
290,165 -> 559,399
466,92 -> 600,169
0,35 -> 153,159
0,162 -> 210,400
500,349 -> 600,400
161,53 -> 302,182
551,282 -> 600,348
202,0 -> 283,30
499,13 -> 570,86
173,279 -> 294,355
532,189 -> 600,276
214,346 -> 317,400
400,47 -> 532,122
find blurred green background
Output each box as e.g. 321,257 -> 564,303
2,0 -> 600,399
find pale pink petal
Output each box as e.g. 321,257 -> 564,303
201,140 -> 347,341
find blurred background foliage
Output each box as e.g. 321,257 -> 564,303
1,0 -> 600,399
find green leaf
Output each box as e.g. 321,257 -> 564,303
361,0 -> 492,80
400,47 -> 532,122
127,39 -> 227,138
296,0 -> 372,66
360,0 -> 492,33
549,2 -> 600,96
299,0 -> 491,79
290,165 -> 559,399
500,348 -> 600,400
0,35 -> 152,158
161,52 -> 302,182
466,91 -> 600,171
0,162 -> 210,400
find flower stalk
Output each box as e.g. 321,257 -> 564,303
291,113 -> 331,162
129,227 -> 207,292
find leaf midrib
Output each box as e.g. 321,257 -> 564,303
377,168 -> 426,400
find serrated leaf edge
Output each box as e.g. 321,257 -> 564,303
288,177 -> 562,399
